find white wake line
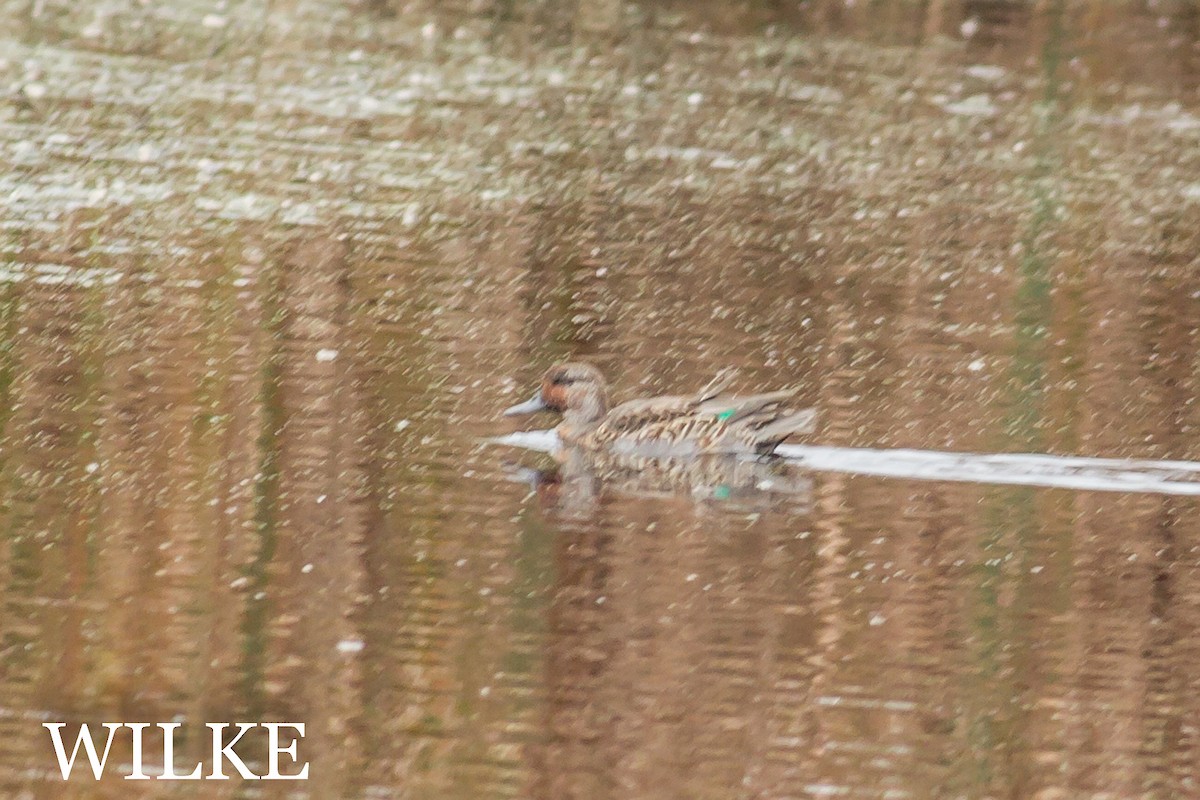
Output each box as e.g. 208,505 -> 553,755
772,444 -> 1200,496
491,431 -> 1200,496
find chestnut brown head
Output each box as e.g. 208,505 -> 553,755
504,362 -> 608,423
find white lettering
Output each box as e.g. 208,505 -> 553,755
126,723 -> 152,779
44,721 -> 309,780
207,723 -> 259,779
157,723 -> 202,780
263,723 -> 309,779
44,722 -> 121,780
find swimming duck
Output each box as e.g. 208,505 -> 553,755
503,362 -> 816,457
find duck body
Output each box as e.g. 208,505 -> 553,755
504,362 -> 816,457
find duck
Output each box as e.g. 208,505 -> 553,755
503,362 -> 816,457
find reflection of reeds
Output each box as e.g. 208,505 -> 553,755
965,6 -> 1070,794
84,230 -> 269,772
0,284 -> 16,462
0,277 -> 93,790
260,232 -> 366,795
245,234 -> 283,722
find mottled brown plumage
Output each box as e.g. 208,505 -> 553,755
504,362 -> 816,456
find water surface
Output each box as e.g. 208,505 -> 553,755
2,2 -> 1199,798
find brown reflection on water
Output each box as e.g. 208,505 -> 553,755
3,1 -> 1200,798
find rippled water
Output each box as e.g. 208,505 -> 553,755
2,1 -> 1199,798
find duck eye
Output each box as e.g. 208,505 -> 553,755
551,375 -> 574,386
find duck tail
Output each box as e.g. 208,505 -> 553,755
691,368 -> 739,404
750,408 -> 817,453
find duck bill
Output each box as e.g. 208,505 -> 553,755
503,393 -> 549,417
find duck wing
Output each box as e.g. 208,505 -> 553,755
599,395 -> 698,435
694,390 -> 815,454
591,378 -> 814,456
694,390 -> 793,423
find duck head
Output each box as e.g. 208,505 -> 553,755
504,362 -> 609,428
